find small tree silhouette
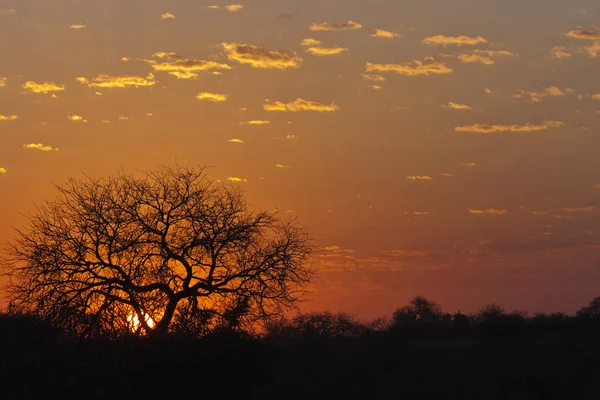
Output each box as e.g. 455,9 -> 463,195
2,165 -> 314,338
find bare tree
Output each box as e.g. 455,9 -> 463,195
2,165 -> 314,338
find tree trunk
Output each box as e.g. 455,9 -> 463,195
152,299 -> 178,337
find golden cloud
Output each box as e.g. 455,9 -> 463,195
458,49 -> 514,65
69,24 -> 87,29
77,73 -> 156,88
275,164 -> 292,169
22,81 -> 65,94
365,58 -> 452,76
361,74 -> 386,81
566,27 -> 600,40
228,138 -> 244,144
227,177 -> 248,183
0,114 -> 18,121
582,42 -> 600,58
592,94 -> 600,100
456,121 -> 564,133
225,4 -> 243,12
305,46 -> 348,56
309,20 -> 362,31
405,176 -> 434,181
263,98 -> 339,112
461,162 -> 477,168
207,5 -> 219,9
67,115 -> 87,122
241,120 -> 271,125
151,58 -> 231,79
161,12 -> 176,20
0,77 -> 6,88
469,209 -> 507,215
371,29 -> 400,38
423,35 -> 488,46
23,143 -> 58,152
0,167 -> 6,175
301,38 -> 322,46
518,86 -> 567,102
370,85 -> 382,90
551,46 -> 572,59
221,42 -> 301,69
196,92 -> 228,102
442,102 -> 472,110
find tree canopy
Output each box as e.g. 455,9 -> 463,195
2,165 -> 314,337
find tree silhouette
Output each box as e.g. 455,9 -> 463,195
2,165 -> 313,338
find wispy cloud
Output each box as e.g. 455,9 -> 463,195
469,209 -> 507,215
0,168 -> 6,175
581,42 -> 600,58
456,121 -> 564,133
305,46 -> 348,56
196,92 -> 228,102
161,12 -> 176,20
240,120 -> 271,125
228,138 -> 244,144
275,164 -> 292,169
301,38 -> 322,46
0,114 -> 18,121
151,56 -> 231,79
264,98 -> 339,112
309,20 -> 362,31
227,177 -> 248,183
566,27 -> 600,40
461,162 -> 477,168
22,81 -> 65,94
69,24 -> 87,29
551,46 -> 572,59
564,206 -> 595,213
423,35 -> 488,46
458,49 -> 514,65
221,42 -> 302,69
23,143 -> 58,152
361,74 -> 385,82
365,58 -> 452,76
513,86 -> 568,102
442,102 -> 472,110
0,77 -> 6,88
371,29 -> 400,38
77,74 -> 156,88
225,4 -> 243,12
405,176 -> 434,181
67,115 -> 87,122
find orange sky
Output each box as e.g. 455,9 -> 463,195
1,0 -> 600,319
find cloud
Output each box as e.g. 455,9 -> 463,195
516,86 -> 567,102
405,176 -> 434,181
161,12 -> 176,20
566,27 -> 600,40
564,206 -> 595,213
301,38 -> 322,46
551,46 -> 572,59
0,77 -> 6,88
0,9 -> 16,15
309,20 -> 362,31
69,24 -> 87,29
442,102 -> 472,110
581,41 -> 600,58
227,177 -> 248,183
469,209 -> 507,215
151,57 -> 231,79
221,42 -> 302,69
361,74 -> 385,81
365,58 -> 452,76
118,116 -> 132,121
263,98 -> 339,112
461,162 -> 477,168
67,115 -> 87,122
484,88 -> 494,94
371,29 -> 400,38
0,168 -> 6,175
0,114 -> 18,121
592,94 -> 600,100
228,138 -> 244,144
240,120 -> 271,125
77,74 -> 156,88
305,46 -> 348,56
370,85 -> 382,90
455,121 -> 564,133
23,143 -> 58,152
22,81 -> 65,94
275,164 -> 292,169
207,5 -> 219,9
196,92 -> 227,102
423,35 -> 488,46
225,4 -> 243,12
458,49 -> 514,65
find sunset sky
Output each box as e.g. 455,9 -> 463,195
1,0 -> 600,319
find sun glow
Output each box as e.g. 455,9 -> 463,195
127,312 -> 156,333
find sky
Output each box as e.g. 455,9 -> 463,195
1,0 -> 600,320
